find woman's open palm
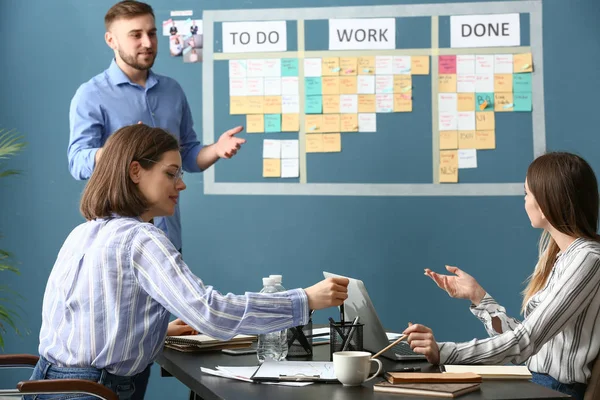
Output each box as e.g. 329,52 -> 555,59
424,265 -> 485,304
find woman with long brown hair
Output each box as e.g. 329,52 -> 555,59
405,152 -> 600,400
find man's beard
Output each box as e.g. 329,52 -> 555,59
118,48 -> 156,71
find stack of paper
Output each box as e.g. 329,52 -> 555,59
200,366 -> 313,387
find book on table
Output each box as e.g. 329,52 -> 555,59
164,333 -> 256,352
374,381 -> 481,398
442,365 -> 532,380
384,372 -> 482,384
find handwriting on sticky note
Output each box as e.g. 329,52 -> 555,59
457,93 -> 475,112
323,133 -> 342,152
340,57 -> 358,76
411,56 -> 430,75
322,95 -> 340,114
358,56 -> 375,75
340,114 -> 358,132
264,114 -> 281,133
305,115 -> 323,133
263,158 -> 281,178
282,113 -> 299,132
439,74 -> 457,93
339,77 -> 358,94
264,96 -> 282,114
322,77 -> 340,94
305,95 -> 323,114
358,95 -> 376,113
475,112 -> 494,131
513,53 -> 533,73
476,130 -> 496,149
322,114 -> 341,133
439,55 -> 457,74
306,134 -> 324,153
394,94 -> 412,112
494,93 -> 514,112
246,114 -> 264,133
440,131 -> 458,150
458,130 -> 477,149
230,96 -> 249,115
439,150 -> 458,183
322,57 -> 340,76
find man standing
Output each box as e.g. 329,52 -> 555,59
68,1 -> 245,252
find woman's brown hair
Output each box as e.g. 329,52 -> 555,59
522,152 -> 600,311
80,124 -> 179,220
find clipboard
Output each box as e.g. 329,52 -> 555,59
251,360 -> 338,382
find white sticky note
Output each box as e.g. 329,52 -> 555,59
340,94 -> 358,113
458,149 -> 477,169
229,60 -> 247,78
475,55 -> 494,74
263,59 -> 282,77
458,111 -> 476,130
456,55 -> 476,74
357,75 -> 375,94
375,56 -> 394,75
494,54 -> 514,74
247,59 -> 265,77
264,77 -> 281,96
281,158 -> 299,178
304,58 -> 322,77
457,74 -> 476,93
281,140 -> 299,159
392,56 -> 412,74
358,113 -> 377,132
375,75 -> 394,94
263,139 -> 281,159
281,77 -> 299,95
229,78 -> 247,96
375,94 -> 393,113
246,77 -> 264,96
439,112 -> 458,131
439,93 -> 457,112
475,73 -> 494,92
282,95 -> 300,113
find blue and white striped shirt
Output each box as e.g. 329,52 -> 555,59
39,216 -> 309,376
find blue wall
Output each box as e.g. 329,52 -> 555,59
1,0 -> 599,398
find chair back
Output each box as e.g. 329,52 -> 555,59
584,354 -> 600,400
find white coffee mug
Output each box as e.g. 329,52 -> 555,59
333,351 -> 383,386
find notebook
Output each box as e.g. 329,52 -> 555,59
165,333 -> 255,346
374,381 -> 481,398
443,365 -> 532,380
385,372 -> 482,384
251,360 -> 337,382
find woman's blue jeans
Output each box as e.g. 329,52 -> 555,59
531,372 -> 587,400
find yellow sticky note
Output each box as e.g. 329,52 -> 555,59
247,97 -> 264,114
322,57 -> 340,76
393,94 -> 412,112
393,75 -> 412,94
230,96 -> 249,115
439,150 -> 458,183
246,114 -> 264,133
282,113 -> 299,132
340,114 -> 358,132
458,130 -> 477,149
322,77 -> 340,95
411,56 -> 430,75
358,56 -> 375,75
439,74 -> 457,93
306,134 -> 324,153
323,95 -> 340,114
495,93 -> 514,112
263,96 -> 282,114
457,93 -> 475,112
340,57 -> 358,76
339,77 -> 358,94
494,74 -> 513,93
513,53 -> 533,73
323,133 -> 342,152
322,114 -> 341,133
440,131 -> 458,150
358,95 -> 376,113
475,112 -> 495,131
476,130 -> 496,150
263,159 -> 281,178
305,115 -> 323,133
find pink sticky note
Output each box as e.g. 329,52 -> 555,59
439,55 -> 457,74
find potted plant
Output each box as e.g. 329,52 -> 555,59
0,128 -> 26,349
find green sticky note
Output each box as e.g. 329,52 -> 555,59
264,114 -> 281,132
305,95 -> 323,114
475,92 -> 494,112
305,77 -> 322,96
281,58 -> 299,76
514,93 -> 532,112
513,73 -> 532,93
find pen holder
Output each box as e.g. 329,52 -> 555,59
286,319 -> 313,358
329,321 -> 364,361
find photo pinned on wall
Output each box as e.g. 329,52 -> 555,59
164,18 -> 203,63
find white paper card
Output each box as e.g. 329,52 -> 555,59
439,93 -> 457,112
329,18 -> 396,50
229,78 -> 247,96
281,159 -> 299,178
304,58 -> 322,77
475,73 -> 494,92
263,139 -> 281,159
475,55 -> 494,74
357,75 -> 375,94
375,56 -> 394,75
263,59 -> 282,77
392,56 -> 411,74
282,95 -> 300,113
457,74 -> 476,93
439,112 -> 458,131
358,113 -> 377,132
456,55 -> 476,74
340,95 -> 358,113
223,21 -> 287,53
450,14 -> 520,48
246,78 -> 264,96
375,94 -> 393,113
247,59 -> 265,77
229,60 -> 247,78
494,54 -> 514,74
458,111 -> 476,130
281,140 -> 299,159
263,77 -> 281,96
375,75 -> 394,94
281,77 -> 299,95
458,149 -> 477,169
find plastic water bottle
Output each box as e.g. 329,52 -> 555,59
257,277 -> 288,363
269,275 -> 289,357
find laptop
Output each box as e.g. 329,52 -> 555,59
323,271 -> 426,361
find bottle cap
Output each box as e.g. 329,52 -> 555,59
263,277 -> 276,286
269,274 -> 283,283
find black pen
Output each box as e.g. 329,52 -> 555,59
340,303 -> 345,327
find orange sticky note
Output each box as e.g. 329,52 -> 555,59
411,56 -> 430,75
340,114 -> 358,132
339,77 -> 358,94
513,53 -> 533,73
494,92 -> 514,112
263,159 -> 281,178
247,97 -> 265,114
494,74 -> 513,92
340,57 -> 358,75
263,96 -> 282,114
322,95 -> 340,114
458,130 -> 477,149
457,93 -> 475,112
282,113 -> 299,132
476,130 -> 496,150
323,133 -> 342,152
439,74 -> 457,93
440,131 -> 458,150
439,150 -> 458,183
322,77 -> 340,94
322,57 -> 340,76
358,95 -> 376,113
393,94 -> 412,112
393,75 -> 412,94
306,134 -> 324,153
246,114 -> 264,133
475,112 -> 494,131
322,114 -> 341,133
358,56 -> 375,75
230,96 -> 249,115
305,115 -> 323,133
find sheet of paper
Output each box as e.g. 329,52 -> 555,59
439,74 -> 457,93
281,77 -> 299,95
475,55 -> 493,74
322,77 -> 340,94
216,366 -> 259,380
439,93 -> 457,113
375,56 -> 393,75
305,115 -> 323,132
229,78 -> 247,96
494,74 -> 513,93
229,60 -> 247,78
281,158 -> 299,178
246,78 -> 264,96
457,93 -> 475,112
439,112 -> 458,131
263,139 -> 281,158
494,92 -> 514,112
340,94 -> 358,113
357,75 -> 375,94
475,112 -> 494,130
282,113 -> 299,131
476,130 -> 496,149
264,77 -> 282,96
322,95 -> 340,114
475,73 -> 494,92
393,75 -> 412,94
305,95 -> 323,114
514,92 -> 532,111
247,97 -> 265,114
375,94 -> 393,113
494,54 -> 513,74
340,57 -> 358,75
393,94 -> 412,112
247,59 -> 265,77
281,58 -> 299,76
264,114 -> 281,132
304,58 -> 322,77
306,134 -> 324,153
263,158 -> 281,178
392,56 -> 411,75
458,149 -> 477,169
281,140 -> 299,159
458,111 -> 475,130
340,114 -> 358,132
358,94 -> 376,113
246,114 -> 264,133
513,73 -> 532,92
456,55 -> 475,74
440,130 -> 458,150
323,133 -> 342,152
201,367 -> 253,382
322,57 -> 340,76
264,96 -> 282,114
513,53 -> 533,73
439,150 -> 458,183
411,56 -> 430,75
439,55 -> 457,74
458,131 -> 477,149
254,361 -> 336,381
263,59 -> 282,77
305,77 -> 322,96
475,93 -> 494,112
282,95 -> 299,113
223,21 -> 287,53
375,75 -> 394,94
339,77 -> 357,94
457,74 -> 476,93
358,56 -> 375,75
230,96 -> 249,115
311,328 -> 330,336
358,113 -> 376,132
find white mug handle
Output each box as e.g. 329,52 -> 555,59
364,358 -> 383,383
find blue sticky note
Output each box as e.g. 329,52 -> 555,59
475,92 -> 494,112
305,77 -> 322,96
305,95 -> 323,114
514,93 -> 532,112
264,114 -> 281,132
281,58 -> 298,76
513,73 -> 532,93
